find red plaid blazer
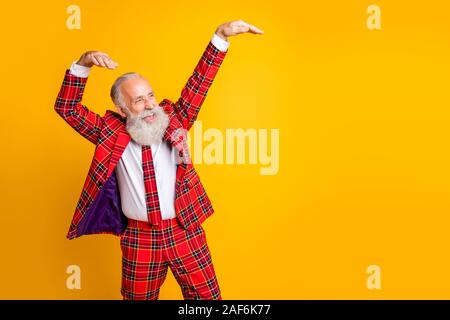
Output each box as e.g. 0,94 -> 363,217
55,41 -> 227,239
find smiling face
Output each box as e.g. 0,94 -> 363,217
114,75 -> 170,145
118,76 -> 159,119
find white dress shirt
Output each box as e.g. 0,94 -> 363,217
69,33 -> 229,221
116,140 -> 178,221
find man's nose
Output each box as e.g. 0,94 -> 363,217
144,101 -> 154,110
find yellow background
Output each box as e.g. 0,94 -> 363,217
0,0 -> 449,299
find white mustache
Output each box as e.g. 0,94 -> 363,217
140,110 -> 156,119
125,105 -> 170,146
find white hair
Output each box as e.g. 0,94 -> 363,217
110,72 -> 143,108
110,72 -> 169,145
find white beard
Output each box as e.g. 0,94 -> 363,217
125,105 -> 170,146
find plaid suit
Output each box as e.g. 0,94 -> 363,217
54,40 -> 227,240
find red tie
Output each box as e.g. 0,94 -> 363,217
142,145 -> 162,225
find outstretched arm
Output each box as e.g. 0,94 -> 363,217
174,19 -> 264,130
54,51 -> 118,144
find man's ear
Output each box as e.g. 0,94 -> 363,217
115,105 -> 127,118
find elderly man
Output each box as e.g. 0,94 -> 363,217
54,20 -> 263,300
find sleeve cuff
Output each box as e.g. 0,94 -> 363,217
211,33 -> 229,52
69,61 -> 91,78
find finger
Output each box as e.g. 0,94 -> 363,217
248,24 -> 264,34
100,56 -> 109,68
91,55 -> 102,67
236,25 -> 250,34
96,55 -> 107,68
94,54 -> 108,68
238,21 -> 264,34
102,55 -> 115,69
108,57 -> 120,68
103,54 -> 119,68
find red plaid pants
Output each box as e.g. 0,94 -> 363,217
120,217 -> 221,300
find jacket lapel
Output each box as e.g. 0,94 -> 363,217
163,110 -> 189,177
107,125 -> 131,178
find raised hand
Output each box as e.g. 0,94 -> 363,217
76,51 -> 119,70
215,19 -> 264,41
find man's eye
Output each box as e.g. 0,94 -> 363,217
135,98 -> 143,103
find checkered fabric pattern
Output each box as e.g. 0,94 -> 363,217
120,218 -> 221,300
142,145 -> 162,225
54,40 -> 227,239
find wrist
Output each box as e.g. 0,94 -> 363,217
215,29 -> 228,42
76,60 -> 91,68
